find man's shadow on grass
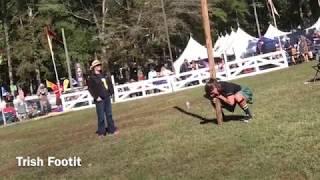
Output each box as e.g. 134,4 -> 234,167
173,106 -> 245,125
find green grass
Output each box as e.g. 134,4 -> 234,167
1,63 -> 320,179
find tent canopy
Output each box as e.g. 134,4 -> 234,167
264,24 -> 290,39
230,28 -> 258,58
173,37 -> 208,73
216,28 -> 258,58
174,28 -> 259,73
214,31 -> 236,57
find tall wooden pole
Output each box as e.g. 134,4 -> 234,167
160,0 -> 174,72
200,0 -> 223,125
62,28 -> 73,89
253,0 -> 261,38
45,27 -> 61,94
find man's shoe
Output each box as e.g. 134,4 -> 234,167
243,115 -> 252,123
108,129 -> 120,136
113,130 -> 120,135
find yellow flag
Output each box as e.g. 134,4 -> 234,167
46,80 -> 55,88
63,79 -> 70,91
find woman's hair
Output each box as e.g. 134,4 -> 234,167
205,78 -> 222,94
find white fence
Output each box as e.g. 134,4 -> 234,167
226,50 -> 288,80
59,51 -> 288,110
61,90 -> 94,111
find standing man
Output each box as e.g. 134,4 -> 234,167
88,59 -> 119,138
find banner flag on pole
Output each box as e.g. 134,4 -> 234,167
63,79 -> 69,91
45,27 -> 54,57
267,0 -> 279,17
45,26 -> 61,90
46,27 -> 63,44
1,87 -> 9,97
46,80 -> 56,89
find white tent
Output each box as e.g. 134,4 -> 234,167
214,35 -> 228,57
306,17 -> 320,31
214,31 -> 237,57
264,24 -> 290,39
174,28 -> 258,73
230,28 -> 258,58
214,36 -> 222,50
173,37 -> 208,73
224,31 -> 238,55
216,28 -> 258,58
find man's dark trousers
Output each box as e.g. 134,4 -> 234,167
95,97 -> 116,135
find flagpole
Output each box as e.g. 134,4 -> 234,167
269,1 -> 282,50
253,0 -> 261,38
45,27 -> 61,94
160,0 -> 174,72
61,28 -> 73,90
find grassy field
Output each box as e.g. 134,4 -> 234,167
1,63 -> 320,179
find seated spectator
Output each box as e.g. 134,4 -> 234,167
298,35 -> 310,62
137,69 -> 145,81
14,88 -> 27,120
191,60 -> 199,70
148,67 -> 158,80
284,40 -> 296,64
256,38 -> 264,55
37,84 -> 50,114
159,66 -> 173,77
218,59 -> 225,72
180,59 -> 190,73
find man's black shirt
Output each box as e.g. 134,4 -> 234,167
219,81 -> 241,97
88,73 -> 114,101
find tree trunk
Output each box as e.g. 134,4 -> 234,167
3,15 -> 14,86
29,11 -> 41,87
299,0 -> 304,21
100,0 -> 111,76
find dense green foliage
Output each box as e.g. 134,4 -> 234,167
0,0 -> 319,90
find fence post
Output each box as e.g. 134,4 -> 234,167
282,50 -> 289,67
111,75 -> 115,102
169,75 -> 175,93
197,69 -> 203,85
141,81 -> 146,97
252,56 -> 260,74
60,95 -> 66,112
88,91 -> 93,106
1,101 -> 6,126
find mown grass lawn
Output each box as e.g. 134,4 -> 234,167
0,63 -> 320,180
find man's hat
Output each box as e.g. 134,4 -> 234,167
90,59 -> 102,70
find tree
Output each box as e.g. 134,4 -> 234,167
0,0 -> 14,87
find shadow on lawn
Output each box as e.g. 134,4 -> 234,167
173,106 -> 245,125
